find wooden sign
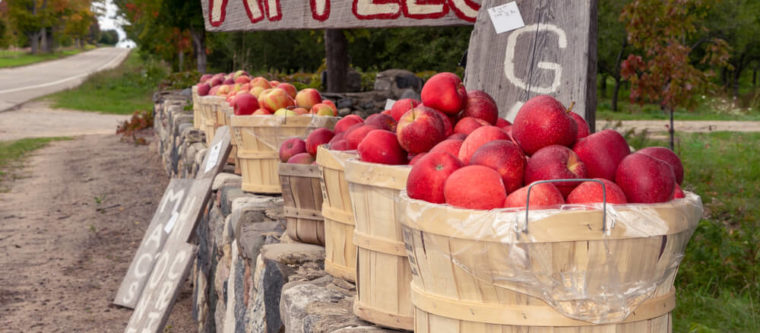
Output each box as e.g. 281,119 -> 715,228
125,242 -> 198,333
201,0 -> 484,31
115,127 -> 231,309
464,0 -> 597,127
114,179 -> 194,308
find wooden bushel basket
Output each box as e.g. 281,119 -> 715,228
218,104 -> 239,170
199,96 -> 225,146
316,146 -> 357,282
230,115 -> 338,194
279,163 -> 325,245
345,159 -> 413,331
399,192 -> 704,332
191,86 -> 201,129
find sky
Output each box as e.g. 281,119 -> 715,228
93,0 -> 136,48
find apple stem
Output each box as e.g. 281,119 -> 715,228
566,101 -> 576,113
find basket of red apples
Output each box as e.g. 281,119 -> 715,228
276,135 -> 332,245
391,85 -> 703,331
223,76 -> 338,194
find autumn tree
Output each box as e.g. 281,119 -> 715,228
597,0 -> 631,111
620,0 -> 730,149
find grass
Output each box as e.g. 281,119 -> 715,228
45,50 -> 169,115
0,137 -> 71,190
625,131 -> 760,332
0,47 -> 93,68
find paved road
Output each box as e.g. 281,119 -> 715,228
0,47 -> 130,111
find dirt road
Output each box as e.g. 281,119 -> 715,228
0,133 -> 194,332
0,101 -> 129,141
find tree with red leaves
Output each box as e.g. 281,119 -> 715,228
620,0 -> 731,149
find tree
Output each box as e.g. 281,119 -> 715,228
99,29 -> 119,45
597,0 -> 631,111
157,0 -> 207,73
620,0 -> 730,149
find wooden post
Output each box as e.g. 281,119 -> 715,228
325,29 -> 349,92
464,0 -> 597,130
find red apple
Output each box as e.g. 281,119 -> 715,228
292,107 -> 309,115
199,74 -> 213,83
279,137 -> 307,163
295,88 -> 322,109
330,139 -> 352,151
454,116 -> 489,135
233,92 -> 259,116
196,83 -> 211,96
447,133 -> 467,140
470,140 -> 526,193
566,178 -> 627,205
345,124 -> 378,150
234,76 -> 251,84
495,117 -> 511,129
250,77 -> 271,90
407,152 -> 464,203
287,152 -> 316,164
311,103 -> 337,116
512,95 -> 577,155
569,112 -> 590,140
306,128 -> 335,156
390,99 -> 421,121
408,153 -> 427,166
504,182 -> 565,209
444,165 -> 506,210
637,147 -> 684,185
615,153 -> 676,203
572,129 -> 631,181
364,113 -> 397,132
270,80 -> 281,86
259,88 -> 295,112
524,145 -> 588,197
357,129 -> 408,165
421,72 -> 467,115
335,115 -> 364,134
673,184 -> 685,199
277,83 -> 297,98
223,77 -> 235,85
322,99 -> 337,113
458,126 -> 510,164
252,108 -> 272,115
429,139 -> 463,158
462,90 -> 499,125
397,107 -> 446,154
429,108 -> 454,137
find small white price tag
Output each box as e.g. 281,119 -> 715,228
204,141 -> 222,173
163,213 -> 179,234
488,2 -> 525,34
384,99 -> 397,110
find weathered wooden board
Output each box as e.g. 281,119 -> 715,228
464,0 -> 597,127
114,179 -> 194,308
196,126 -> 233,180
124,242 -> 198,333
201,0 -> 483,31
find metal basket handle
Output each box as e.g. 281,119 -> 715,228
523,178 -> 609,234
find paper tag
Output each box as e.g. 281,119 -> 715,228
384,99 -> 397,110
204,141 -> 222,173
488,2 -> 525,34
163,213 -> 179,234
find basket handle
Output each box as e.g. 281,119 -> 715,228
523,178 -> 609,234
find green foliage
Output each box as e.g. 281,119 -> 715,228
674,290 -> 759,332
0,48 -> 83,68
98,29 -> 119,45
46,50 -> 168,114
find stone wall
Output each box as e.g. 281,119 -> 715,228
152,92 -> 403,333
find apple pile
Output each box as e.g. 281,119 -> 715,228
195,71 -> 338,117
386,74 -> 688,210
278,128 -> 337,164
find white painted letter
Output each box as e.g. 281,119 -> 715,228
503,23 -> 567,94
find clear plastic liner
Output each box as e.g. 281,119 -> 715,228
316,146 -> 357,170
398,191 -> 703,324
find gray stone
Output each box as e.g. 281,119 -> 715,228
231,195 -> 283,228
279,281 -> 367,333
337,98 -> 353,109
261,243 -> 325,266
338,108 -> 352,117
221,186 -> 246,216
346,70 -> 363,92
398,89 -> 421,101
223,240 -> 247,333
374,69 -> 423,99
213,172 -> 243,191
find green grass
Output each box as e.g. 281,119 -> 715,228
0,48 -> 91,68
0,137 -> 71,189
45,50 -> 169,115
629,132 -> 760,332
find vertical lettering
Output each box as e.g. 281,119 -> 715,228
503,23 -> 567,94
143,311 -> 162,332
403,0 -> 448,19
242,0 -> 265,23
310,0 -> 331,21
209,0 -> 230,26
148,252 -> 169,290
264,0 -> 283,21
448,0 -> 479,22
353,0 -> 402,19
